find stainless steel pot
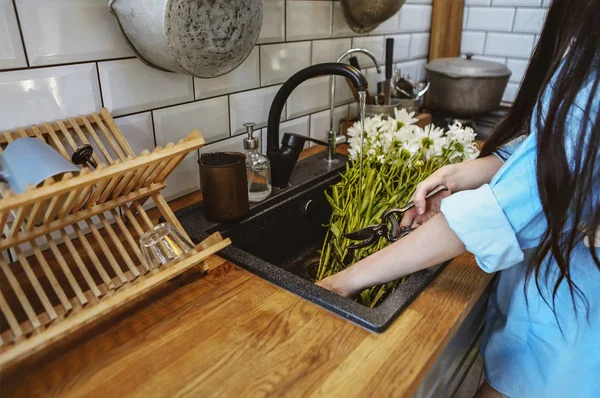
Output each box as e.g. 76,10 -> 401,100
109,0 -> 262,78
425,54 -> 512,117
365,98 -> 421,118
340,0 -> 407,33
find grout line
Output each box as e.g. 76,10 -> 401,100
192,76 -> 196,100
150,111 -> 158,148
284,0 -> 287,42
227,95 -> 233,137
0,56 -> 137,73
510,7 -> 517,32
11,0 -> 30,67
95,62 -> 105,108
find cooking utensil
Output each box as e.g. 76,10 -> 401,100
365,98 -> 421,117
414,81 -> 430,99
425,53 -> 511,117
394,71 -> 416,99
139,223 -> 194,269
340,0 -> 407,33
344,185 -> 448,250
109,0 -> 262,78
199,152 -> 249,221
384,38 -> 394,105
71,144 -> 98,169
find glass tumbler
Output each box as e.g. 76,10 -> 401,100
139,223 -> 194,269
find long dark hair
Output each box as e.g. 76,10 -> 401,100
480,0 -> 600,315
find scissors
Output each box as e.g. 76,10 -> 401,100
343,185 -> 448,250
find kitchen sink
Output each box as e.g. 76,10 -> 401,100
175,154 -> 446,332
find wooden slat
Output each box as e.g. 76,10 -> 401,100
132,201 -> 153,229
80,116 -> 113,164
46,237 -> 88,306
91,113 -> 127,161
30,125 -> 45,141
13,247 -> 58,321
98,174 -> 123,205
43,123 -> 70,159
55,120 -> 79,151
84,219 -> 128,284
16,128 -> 28,139
9,205 -> 28,237
108,209 -> 147,272
151,193 -> 190,241
83,164 -> 108,210
59,229 -> 102,298
0,258 -> 41,329
30,239 -> 73,313
0,289 -> 22,340
100,108 -> 136,157
96,214 -> 140,278
120,205 -> 145,237
155,153 -> 187,183
132,150 -> 164,191
71,225 -> 116,290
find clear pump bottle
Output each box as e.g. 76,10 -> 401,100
243,122 -> 272,203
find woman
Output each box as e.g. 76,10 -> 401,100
317,0 -> 600,396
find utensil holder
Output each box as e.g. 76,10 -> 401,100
0,109 -> 231,369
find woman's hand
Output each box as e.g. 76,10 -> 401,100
402,156 -> 504,228
316,270 -> 361,298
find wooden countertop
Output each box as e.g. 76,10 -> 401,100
1,144 -> 494,398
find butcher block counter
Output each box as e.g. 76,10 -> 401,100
0,146 -> 494,398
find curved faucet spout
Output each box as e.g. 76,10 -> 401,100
267,62 -> 368,188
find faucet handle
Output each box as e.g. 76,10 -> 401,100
281,133 -> 327,154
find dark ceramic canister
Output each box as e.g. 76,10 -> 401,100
199,152 -> 249,221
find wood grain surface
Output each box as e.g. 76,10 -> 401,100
429,0 -> 465,61
1,140 -> 493,397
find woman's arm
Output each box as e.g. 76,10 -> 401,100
317,213 -> 466,297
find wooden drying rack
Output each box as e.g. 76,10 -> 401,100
0,108 -> 231,369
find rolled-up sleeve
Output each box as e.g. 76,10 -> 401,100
441,185 -> 525,273
493,135 -> 526,162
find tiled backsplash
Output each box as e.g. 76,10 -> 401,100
461,0 -> 550,103
0,0 -> 434,201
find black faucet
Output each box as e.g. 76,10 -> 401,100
267,63 -> 368,188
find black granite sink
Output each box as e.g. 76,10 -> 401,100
176,154 -> 446,332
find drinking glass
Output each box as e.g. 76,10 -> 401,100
139,223 -> 194,269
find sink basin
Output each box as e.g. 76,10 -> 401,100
176,154 -> 446,332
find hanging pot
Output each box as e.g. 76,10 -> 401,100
340,0 -> 407,33
425,53 -> 512,117
109,0 -> 262,78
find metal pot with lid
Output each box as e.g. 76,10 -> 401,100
425,53 -> 512,117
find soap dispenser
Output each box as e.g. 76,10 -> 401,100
243,122 -> 272,202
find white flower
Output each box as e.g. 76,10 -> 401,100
394,108 -> 418,127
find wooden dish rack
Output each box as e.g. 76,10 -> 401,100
0,108 -> 230,369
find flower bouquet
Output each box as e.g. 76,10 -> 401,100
316,109 -> 480,307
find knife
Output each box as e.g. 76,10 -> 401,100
384,38 -> 394,105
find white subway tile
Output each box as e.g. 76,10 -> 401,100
257,0 -> 285,44
0,0 -> 27,69
260,116 -> 310,152
466,7 -> 515,32
409,33 -> 430,59
153,96 -> 229,145
461,31 -> 486,54
372,11 -> 400,34
335,76 -> 356,106
463,8 -> 469,29
115,112 -> 155,155
310,106 -> 349,143
395,60 -> 420,83
312,39 -> 352,65
98,58 -> 193,117
286,76 -> 330,119
406,0 -> 433,4
352,36 -> 384,67
485,33 -> 534,58
385,34 -> 411,62
473,55 -> 507,64
229,85 -> 284,135
154,106 -> 202,202
506,58 -> 529,83
465,0 -> 491,5
502,82 -> 520,102
0,63 -> 102,131
415,58 -> 427,82
286,1 -> 333,41
513,8 -> 547,33
333,2 -> 357,38
16,0 -> 134,66
200,134 -> 246,155
365,67 -> 384,97
398,5 -> 431,33
260,41 -> 311,86
194,47 -> 259,99
492,0 -> 541,6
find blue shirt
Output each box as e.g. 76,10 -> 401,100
440,71 -> 600,397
